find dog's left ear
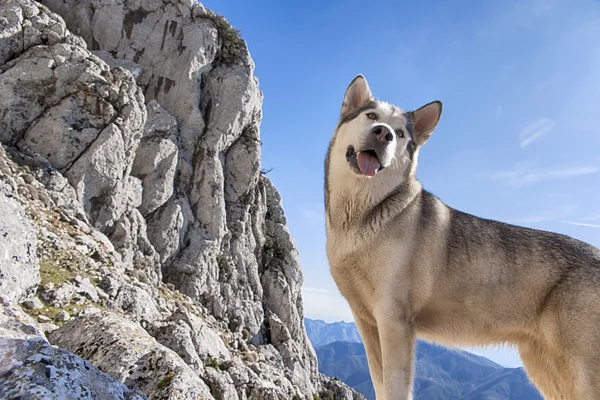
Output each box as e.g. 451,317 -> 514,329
342,75 -> 374,116
411,101 -> 442,146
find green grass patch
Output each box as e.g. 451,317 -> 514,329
199,10 -> 245,65
39,260 -> 76,287
25,304 -> 63,321
157,370 -> 175,390
205,356 -> 220,371
314,391 -> 334,400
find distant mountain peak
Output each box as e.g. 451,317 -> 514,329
305,318 -> 542,400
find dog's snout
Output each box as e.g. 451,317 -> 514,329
372,125 -> 394,142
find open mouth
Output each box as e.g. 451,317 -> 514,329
346,146 -> 383,177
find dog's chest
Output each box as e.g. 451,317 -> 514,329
327,229 -> 409,316
329,252 -> 381,321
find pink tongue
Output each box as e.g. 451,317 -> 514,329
357,152 -> 380,177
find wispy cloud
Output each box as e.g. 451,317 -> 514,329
562,221 -> 600,228
507,204 -> 577,224
302,287 -> 354,323
302,287 -> 330,294
519,118 -> 555,147
531,0 -> 557,16
491,163 -> 599,187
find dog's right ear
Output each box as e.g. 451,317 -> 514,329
411,101 -> 442,146
341,75 -> 373,116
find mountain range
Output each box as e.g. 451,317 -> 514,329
305,318 -> 543,400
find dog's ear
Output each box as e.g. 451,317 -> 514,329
342,75 -> 373,116
411,101 -> 442,146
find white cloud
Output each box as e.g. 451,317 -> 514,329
562,221 -> 600,228
531,0 -> 557,16
511,215 -> 552,223
491,163 -> 599,187
302,287 -> 354,323
519,118 -> 555,147
303,287 -> 330,294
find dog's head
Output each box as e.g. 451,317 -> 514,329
327,75 -> 442,187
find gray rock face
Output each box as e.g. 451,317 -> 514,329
21,296 -> 44,310
0,298 -> 146,399
319,374 -> 367,400
40,276 -> 101,308
0,183 -> 39,303
0,336 -> 147,400
0,0 -> 75,120
149,306 -> 231,374
203,367 -> 240,400
131,100 -> 179,216
1,0 -> 158,286
39,1 -> 319,393
50,312 -> 214,400
0,1 -> 362,399
93,49 -> 143,81
37,0 -> 264,331
261,178 -> 318,387
0,297 -> 45,340
108,281 -> 162,323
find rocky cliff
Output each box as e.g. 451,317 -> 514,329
0,1 -> 363,399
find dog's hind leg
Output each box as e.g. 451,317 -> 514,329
562,322 -> 600,398
524,285 -> 600,399
556,287 -> 600,399
518,340 -> 571,399
568,356 -> 600,399
354,315 -> 385,399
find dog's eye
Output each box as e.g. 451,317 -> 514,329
366,112 -> 377,120
396,129 -> 405,138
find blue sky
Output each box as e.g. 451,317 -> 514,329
206,0 -> 600,367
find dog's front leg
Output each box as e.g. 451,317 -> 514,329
378,318 -> 416,400
354,315 -> 385,399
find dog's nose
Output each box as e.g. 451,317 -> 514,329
372,125 -> 394,142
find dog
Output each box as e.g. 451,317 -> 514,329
324,74 -> 600,400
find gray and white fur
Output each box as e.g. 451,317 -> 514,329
324,75 -> 600,400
